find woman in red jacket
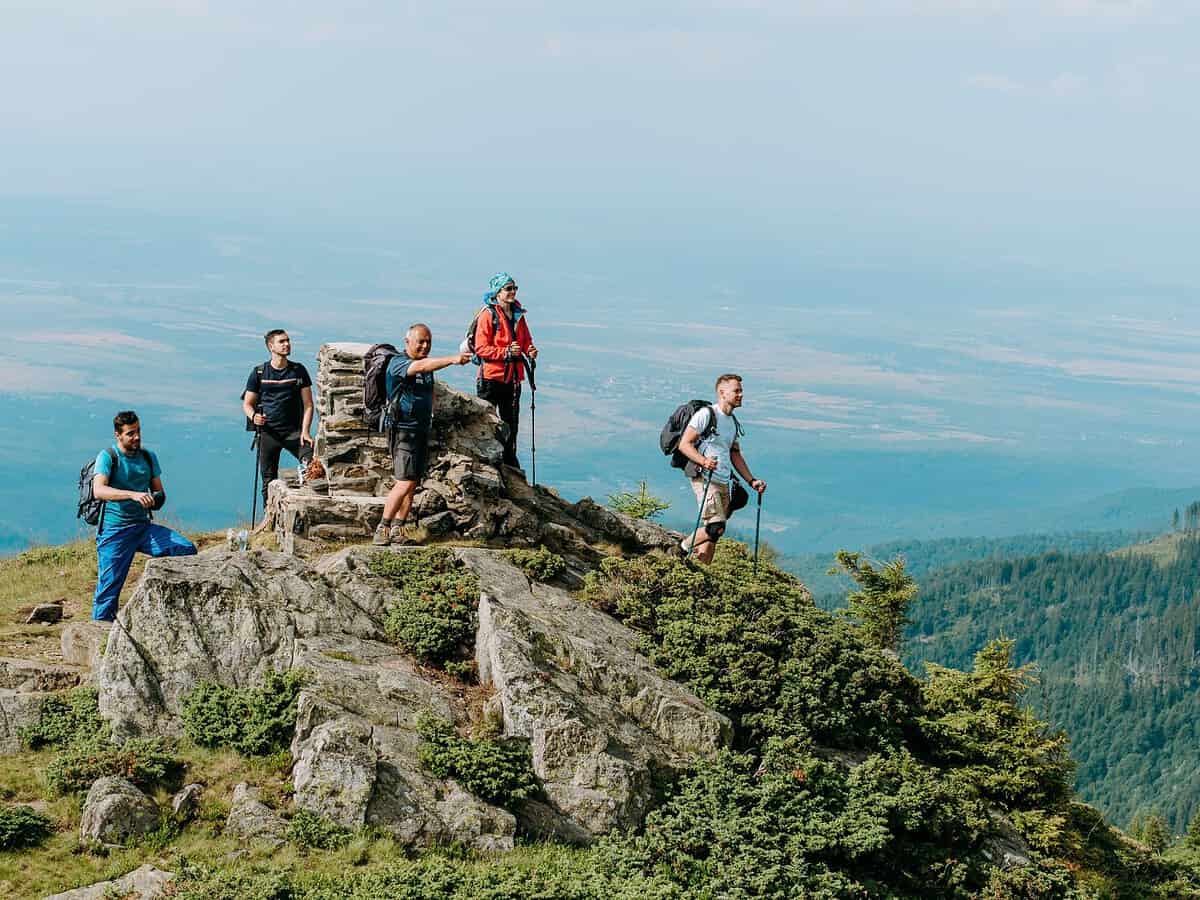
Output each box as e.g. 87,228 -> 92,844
473,271 -> 538,469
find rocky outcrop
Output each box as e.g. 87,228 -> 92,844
464,549 -> 732,835
226,782 -> 287,846
60,622 -> 110,674
96,544 -> 727,846
291,717 -> 376,830
171,783 -> 204,820
0,658 -> 85,754
265,342 -> 680,570
0,656 -> 82,692
79,776 -> 159,845
0,690 -> 47,754
45,865 -> 175,900
98,547 -> 515,851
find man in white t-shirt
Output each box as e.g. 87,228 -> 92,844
676,373 -> 767,563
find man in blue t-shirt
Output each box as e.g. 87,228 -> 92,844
241,329 -> 315,508
372,323 -> 470,545
91,410 -> 197,621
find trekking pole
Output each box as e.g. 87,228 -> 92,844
688,467 -> 714,560
753,490 -> 763,576
249,423 -> 261,531
523,354 -> 537,486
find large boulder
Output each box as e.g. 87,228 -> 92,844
464,548 -> 732,836
45,865 -> 175,900
79,776 -> 159,846
0,689 -> 47,754
225,782 -> 286,846
98,547 -> 515,852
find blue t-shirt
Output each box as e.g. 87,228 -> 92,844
385,354 -> 434,434
95,446 -> 162,529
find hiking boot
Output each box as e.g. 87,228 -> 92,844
372,524 -> 391,546
389,524 -> 427,545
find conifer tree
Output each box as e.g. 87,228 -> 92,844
1186,810 -> 1200,850
833,551 -> 917,654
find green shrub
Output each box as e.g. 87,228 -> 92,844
19,687 -> 104,750
580,543 -> 922,749
505,546 -> 567,582
181,669 -> 306,757
416,712 -> 538,809
44,735 -> 180,795
369,549 -> 479,668
0,804 -> 54,850
607,481 -> 670,520
287,809 -> 353,850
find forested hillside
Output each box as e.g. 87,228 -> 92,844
905,535 -> 1200,833
785,529 -> 1147,604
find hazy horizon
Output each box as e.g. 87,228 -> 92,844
4,1 -> 1200,556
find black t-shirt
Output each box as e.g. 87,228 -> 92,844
245,361 -> 312,430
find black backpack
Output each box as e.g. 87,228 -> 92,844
363,343 -> 400,431
464,306 -> 502,366
241,360 -> 270,431
660,400 -> 720,469
77,447 -> 153,527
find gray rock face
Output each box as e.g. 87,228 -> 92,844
265,342 -> 682,571
292,717 -> 376,830
60,622 -> 110,673
99,546 -> 515,852
171,783 -> 204,820
25,602 -> 64,624
45,864 -> 175,900
0,689 -> 47,754
226,782 -> 286,845
79,776 -> 159,846
95,542 -> 729,848
465,548 -> 732,837
0,656 -> 82,692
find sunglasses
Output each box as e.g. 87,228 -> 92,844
501,284 -> 519,293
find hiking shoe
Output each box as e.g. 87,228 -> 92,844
372,524 -> 391,546
390,524 -> 426,545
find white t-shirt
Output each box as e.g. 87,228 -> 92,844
687,404 -> 740,483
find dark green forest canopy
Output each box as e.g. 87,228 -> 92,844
904,536 -> 1200,834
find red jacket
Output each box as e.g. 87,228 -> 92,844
474,303 -> 534,383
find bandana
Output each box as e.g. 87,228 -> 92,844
484,271 -> 515,304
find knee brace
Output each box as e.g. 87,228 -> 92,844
704,521 -> 726,541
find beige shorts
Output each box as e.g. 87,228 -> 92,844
690,477 -> 731,524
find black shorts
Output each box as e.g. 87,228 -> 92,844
390,430 -> 430,481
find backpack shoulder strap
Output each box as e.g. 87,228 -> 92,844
105,447 -> 118,472
700,404 -> 718,439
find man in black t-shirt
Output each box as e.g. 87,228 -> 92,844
241,329 -> 315,508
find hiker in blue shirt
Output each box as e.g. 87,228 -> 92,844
91,410 -> 196,621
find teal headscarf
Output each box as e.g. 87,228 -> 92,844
484,272 -> 515,304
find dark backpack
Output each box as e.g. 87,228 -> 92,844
77,447 -> 153,527
363,343 -> 400,431
241,360 -> 270,431
464,306 -> 502,366
660,400 -> 720,469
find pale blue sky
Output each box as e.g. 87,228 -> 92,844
3,1 -> 1197,279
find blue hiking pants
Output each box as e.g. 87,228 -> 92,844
92,522 -> 197,621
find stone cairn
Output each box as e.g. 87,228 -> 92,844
265,342 -> 678,565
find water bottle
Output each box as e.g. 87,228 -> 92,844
237,529 -> 249,551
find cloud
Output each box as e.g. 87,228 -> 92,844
19,330 -> 173,354
967,73 -> 1023,93
1049,72 -> 1087,97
